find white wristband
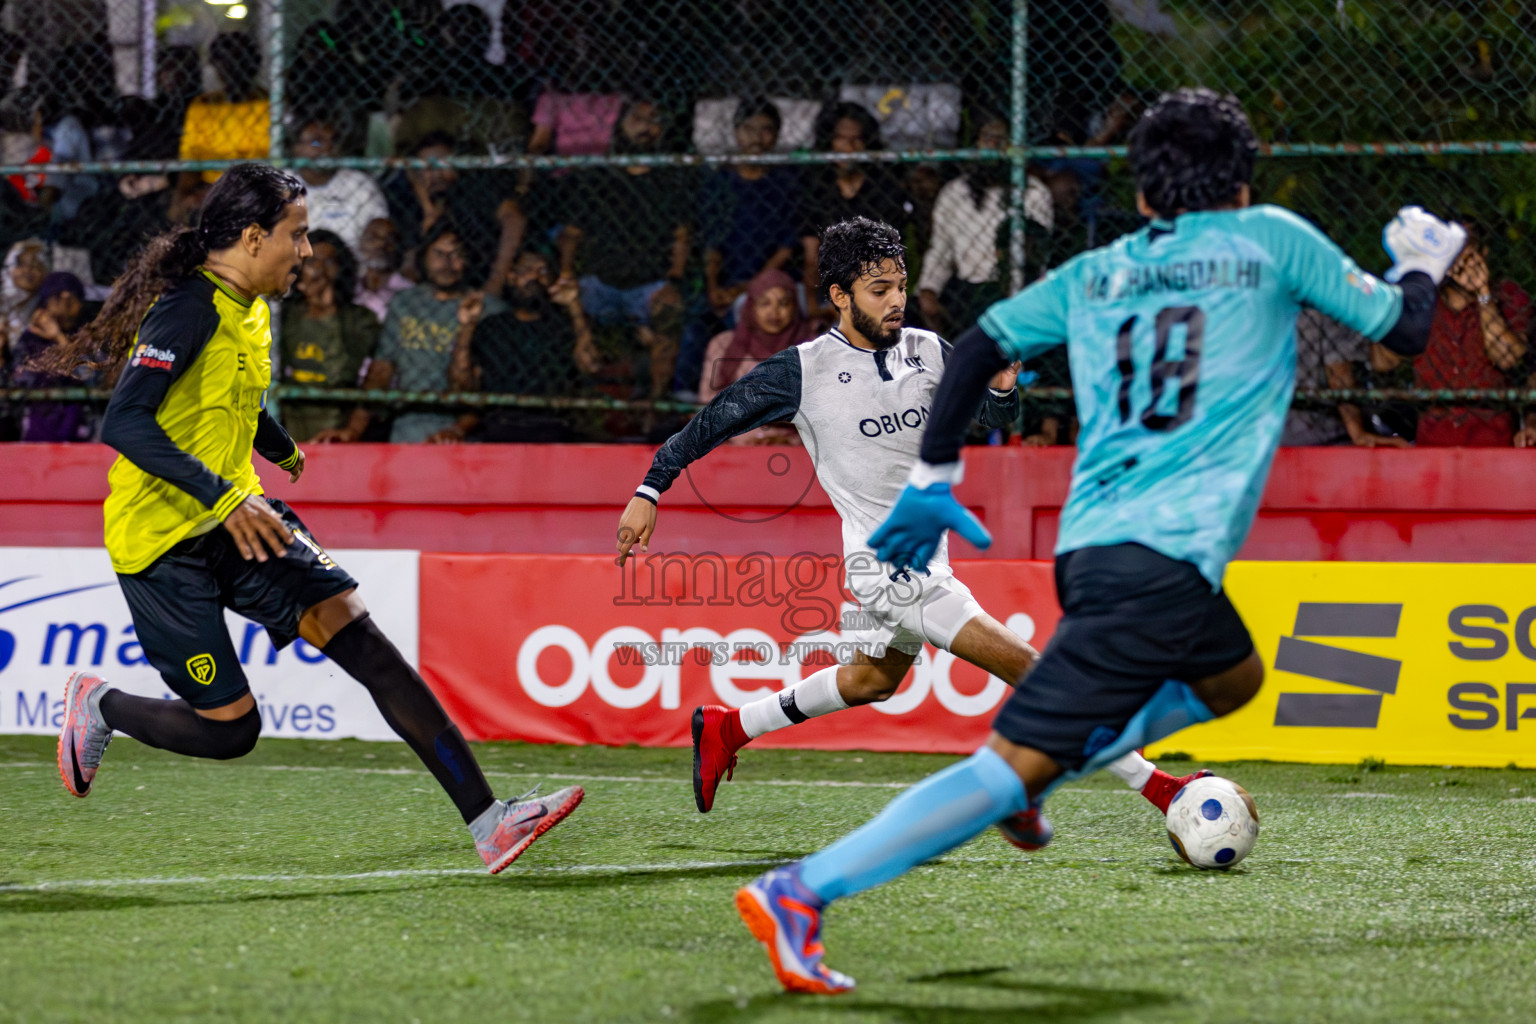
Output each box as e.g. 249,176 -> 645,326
635,484 -> 660,505
907,460 -> 963,488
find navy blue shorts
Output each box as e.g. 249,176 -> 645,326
116,499 -> 358,709
991,543 -> 1253,771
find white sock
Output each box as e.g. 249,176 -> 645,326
737,666 -> 849,739
1105,750 -> 1155,791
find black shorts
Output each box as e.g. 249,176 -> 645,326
991,543 -> 1254,771
117,499 -> 358,709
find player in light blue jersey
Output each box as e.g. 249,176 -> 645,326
730,88 -> 1464,994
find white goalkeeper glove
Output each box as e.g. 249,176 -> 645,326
1381,206 -> 1467,285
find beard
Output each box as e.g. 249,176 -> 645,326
850,300 -> 902,350
507,286 -> 549,314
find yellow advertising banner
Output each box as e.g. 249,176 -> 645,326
1146,561 -> 1536,768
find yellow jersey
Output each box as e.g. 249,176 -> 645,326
101,271 -> 298,574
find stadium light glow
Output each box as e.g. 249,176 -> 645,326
227,3 -> 248,16
203,0 -> 239,5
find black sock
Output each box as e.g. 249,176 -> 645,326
99,691 -> 261,760
323,613 -> 495,824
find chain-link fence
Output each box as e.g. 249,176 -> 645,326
3,1 -> 1536,446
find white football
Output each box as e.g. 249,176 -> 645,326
1166,775 -> 1259,869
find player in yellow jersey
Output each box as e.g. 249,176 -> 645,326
46,163 -> 581,873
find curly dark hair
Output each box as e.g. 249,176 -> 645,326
816,217 -> 906,303
34,162 -> 306,380
1129,87 -> 1257,221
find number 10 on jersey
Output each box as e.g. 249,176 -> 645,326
1115,304 -> 1206,432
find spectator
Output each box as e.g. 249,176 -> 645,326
396,5 -> 528,156
279,229 -> 381,443
354,217 -> 412,323
69,140 -> 209,285
291,114 -> 389,254
1,238 -> 48,353
286,21 -> 373,134
557,99 -> 689,399
1282,309 -> 1408,448
450,248 -> 594,441
701,98 -> 800,316
918,115 -> 1052,336
799,103 -> 908,320
10,271 -> 89,441
382,130 -> 524,289
1386,221 -> 1529,447
698,269 -> 818,445
30,40 -> 120,227
180,34 -> 270,183
315,221 -> 506,444
134,45 -> 203,160
1027,0 -> 1137,238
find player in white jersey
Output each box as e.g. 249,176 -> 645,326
614,217 -> 1206,837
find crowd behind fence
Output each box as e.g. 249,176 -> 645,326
3,1 -> 1536,448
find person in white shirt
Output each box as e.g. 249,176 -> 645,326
293,115 -> 389,254
917,116 -> 1052,336
614,217 -> 1203,844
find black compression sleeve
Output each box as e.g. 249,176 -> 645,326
101,363 -> 235,509
975,386 -> 1019,429
938,330 -> 1017,429
639,347 -> 802,498
101,282 -> 235,510
921,323 -> 1011,465
1378,271 -> 1437,356
254,408 -> 300,469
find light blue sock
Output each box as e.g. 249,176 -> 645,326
1037,680 -> 1218,802
799,746 -> 1028,903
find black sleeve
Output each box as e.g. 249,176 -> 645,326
1378,271 -> 1437,356
638,347 -> 802,500
936,332 -> 1019,429
99,287 -> 235,511
254,408 -> 300,469
921,323 -> 1011,465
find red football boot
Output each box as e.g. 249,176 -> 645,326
692,705 -> 750,813
1141,768 -> 1214,814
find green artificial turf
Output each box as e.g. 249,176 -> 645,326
2,734 -> 1533,1023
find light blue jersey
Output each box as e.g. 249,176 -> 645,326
981,204 -> 1403,587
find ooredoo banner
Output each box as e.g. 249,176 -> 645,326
1147,561 -> 1536,768
420,552 -> 1059,753
0,547 -> 417,740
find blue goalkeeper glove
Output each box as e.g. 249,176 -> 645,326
868,462 -> 992,571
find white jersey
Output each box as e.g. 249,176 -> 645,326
637,325 -> 1017,569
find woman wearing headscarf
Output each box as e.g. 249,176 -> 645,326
697,269 -> 819,445
11,270 -> 89,441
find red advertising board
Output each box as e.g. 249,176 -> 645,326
420,553 -> 1058,753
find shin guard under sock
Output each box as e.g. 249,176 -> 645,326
322,613 -> 495,823
99,690 -> 261,760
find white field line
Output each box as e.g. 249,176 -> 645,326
258,765 -> 916,790
0,858 -> 792,894
5,762 -> 1520,803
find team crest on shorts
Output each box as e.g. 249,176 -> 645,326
186,653 -> 217,685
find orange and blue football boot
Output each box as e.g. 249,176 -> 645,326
57,672 -> 113,798
735,865 -> 855,994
